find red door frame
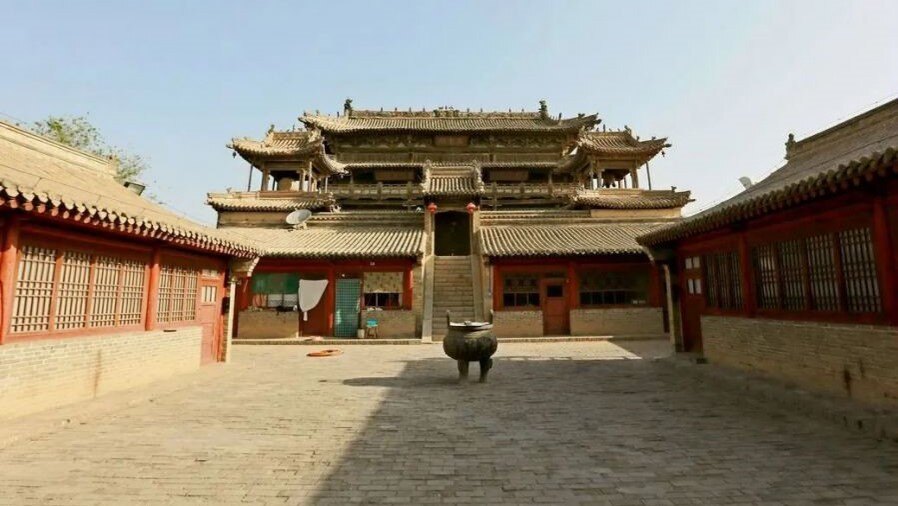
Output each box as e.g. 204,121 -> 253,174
198,275 -> 224,364
680,255 -> 704,353
541,277 -> 569,335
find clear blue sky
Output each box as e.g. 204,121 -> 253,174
3,0 -> 897,225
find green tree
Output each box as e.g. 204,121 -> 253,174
31,116 -> 147,182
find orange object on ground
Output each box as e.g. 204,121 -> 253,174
306,349 -> 343,357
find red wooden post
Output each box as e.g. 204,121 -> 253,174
145,247 -> 161,330
738,232 -> 756,317
403,263 -> 413,310
326,266 -> 336,336
872,195 -> 898,325
566,261 -> 579,309
0,215 -> 21,344
492,265 -> 502,311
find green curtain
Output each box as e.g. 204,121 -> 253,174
252,273 -> 300,294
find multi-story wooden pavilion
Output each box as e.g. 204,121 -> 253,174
639,98 -> 898,407
213,100 -> 691,340
0,121 -> 257,418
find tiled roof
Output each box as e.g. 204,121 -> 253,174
301,108 -> 598,133
570,189 -> 692,209
576,131 -> 669,159
222,212 -> 424,258
229,130 -> 322,157
480,219 -> 666,257
0,121 -> 258,257
206,192 -> 335,212
639,98 -> 898,246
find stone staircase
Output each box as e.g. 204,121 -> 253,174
431,255 -> 477,339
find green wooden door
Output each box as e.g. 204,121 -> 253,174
334,278 -> 361,338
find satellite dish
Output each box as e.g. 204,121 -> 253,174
286,209 -> 313,226
738,177 -> 753,190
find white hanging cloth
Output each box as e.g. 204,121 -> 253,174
298,279 -> 329,321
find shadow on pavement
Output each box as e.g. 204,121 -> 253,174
309,350 -> 898,504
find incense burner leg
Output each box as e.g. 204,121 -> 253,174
479,358 -> 493,383
457,360 -> 469,381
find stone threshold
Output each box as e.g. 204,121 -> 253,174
498,334 -> 667,343
234,334 -> 668,345
233,338 -> 425,345
663,355 -> 898,443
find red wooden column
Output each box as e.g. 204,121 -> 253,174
403,263 -> 414,310
0,215 -> 21,344
144,247 -> 161,330
738,231 -> 756,317
492,264 -> 503,311
566,261 -> 579,309
872,195 -> 898,325
326,266 -> 336,336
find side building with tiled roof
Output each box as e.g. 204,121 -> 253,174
214,100 -> 690,340
0,121 -> 258,419
637,98 -> 898,408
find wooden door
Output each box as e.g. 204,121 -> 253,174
434,211 -> 471,256
299,277 -> 330,337
198,279 -> 222,364
681,255 -> 704,353
542,279 -> 569,335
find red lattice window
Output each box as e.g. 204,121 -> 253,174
156,265 -> 199,323
11,245 -> 57,333
55,251 -> 92,330
806,234 -> 840,311
752,244 -> 779,310
839,228 -> 881,313
750,227 -> 882,315
10,244 -> 148,335
702,250 -> 742,311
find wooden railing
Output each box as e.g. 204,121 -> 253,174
329,182 -> 423,199
484,182 -> 580,197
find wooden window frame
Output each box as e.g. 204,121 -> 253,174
361,271 -> 405,311
701,250 -> 743,314
500,272 -> 542,310
577,267 -> 651,308
5,234 -> 151,343
744,210 -> 885,325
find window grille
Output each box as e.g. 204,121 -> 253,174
503,274 -> 540,308
156,265 -> 199,323
839,227 -> 881,313
54,250 -> 91,330
90,256 -> 120,327
749,226 -> 881,315
753,244 -> 779,309
806,234 -> 839,311
11,245 -> 57,333
778,239 -> 806,311
702,251 -> 742,311
578,270 -> 648,306
10,244 -> 148,335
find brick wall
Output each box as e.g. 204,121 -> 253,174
364,310 -> 416,338
492,310 -> 543,337
702,316 -> 898,407
237,310 -> 298,339
0,327 -> 202,420
570,308 -> 664,336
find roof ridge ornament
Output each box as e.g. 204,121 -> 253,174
785,132 -> 796,159
539,100 -> 548,120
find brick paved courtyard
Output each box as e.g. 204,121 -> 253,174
2,340 -> 898,505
